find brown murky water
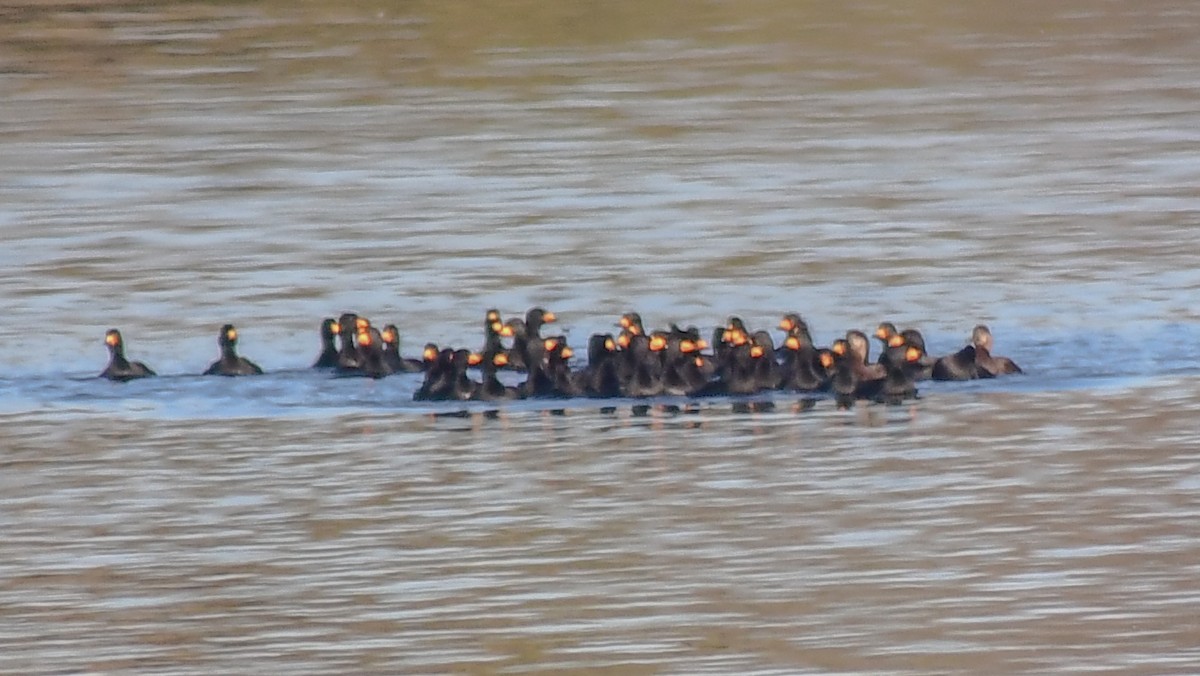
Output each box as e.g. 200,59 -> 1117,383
2,1 -> 1199,673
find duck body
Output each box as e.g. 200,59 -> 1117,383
380,324 -> 423,374
971,325 -> 1023,376
203,324 -> 264,376
312,318 -> 340,368
931,345 -> 988,381
474,352 -> 519,401
862,342 -> 923,404
335,312 -> 364,372
778,337 -> 830,392
353,327 -> 393,379
579,334 -> 623,398
414,349 -> 457,400
100,329 -> 156,382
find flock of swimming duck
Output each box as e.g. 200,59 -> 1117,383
100,307 -> 1022,406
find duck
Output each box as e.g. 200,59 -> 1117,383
335,312 -> 365,371
846,330 -> 886,381
421,343 -> 440,372
499,318 -> 530,371
858,339 -> 924,404
545,339 -> 581,398
525,307 -> 557,337
718,341 -> 763,396
519,337 -> 560,398
621,333 -> 665,398
971,325 -> 1023,376
777,313 -> 815,359
203,324 -> 264,376
662,337 -> 716,397
414,348 -> 480,400
620,313 -> 652,349
713,317 -> 750,372
100,329 -> 156,381
828,340 -> 860,408
580,333 -> 623,398
352,327 -> 393,379
312,318 -> 340,368
930,326 -> 1002,382
617,311 -> 645,337
749,331 -> 783,391
899,328 -> 936,380
931,343 -> 986,381
831,336 -> 898,404
414,348 -> 455,400
481,309 -> 506,362
447,349 -> 481,400
380,324 -> 423,373
473,351 -> 519,401
873,321 -> 899,352
778,333 -> 830,392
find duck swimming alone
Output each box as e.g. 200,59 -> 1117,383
203,324 -> 264,376
100,328 -> 156,382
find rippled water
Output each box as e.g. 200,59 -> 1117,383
2,1 -> 1199,672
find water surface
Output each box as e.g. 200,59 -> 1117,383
2,1 -> 1199,672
